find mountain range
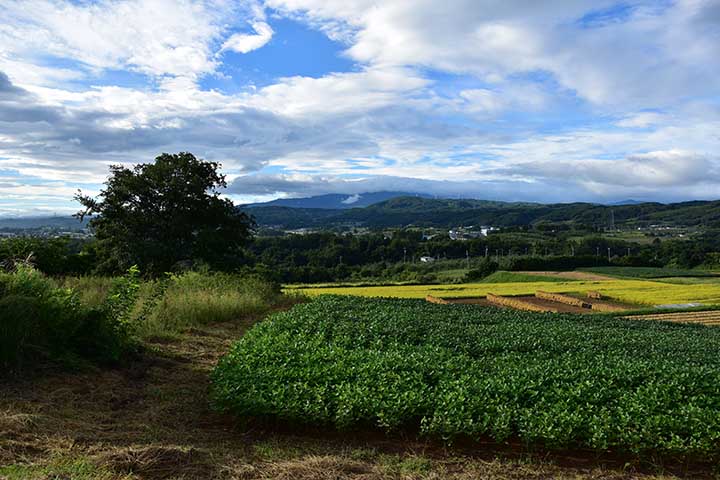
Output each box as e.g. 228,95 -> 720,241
243,191 -> 431,209
4,193 -> 720,232
242,194 -> 720,229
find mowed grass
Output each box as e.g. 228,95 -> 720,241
480,271 -> 568,283
292,278 -> 720,307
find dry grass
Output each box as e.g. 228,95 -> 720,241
0,306 -> 712,480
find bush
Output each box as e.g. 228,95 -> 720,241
0,295 -> 39,370
463,260 -> 498,282
498,255 -> 610,271
0,267 -> 137,374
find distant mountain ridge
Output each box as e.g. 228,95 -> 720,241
244,191 -> 432,209
4,196 -> 720,232
607,199 -> 647,206
0,215 -> 88,230
243,196 -> 720,229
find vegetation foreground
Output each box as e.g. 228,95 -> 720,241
1,302 -> 715,480
213,296 -> 720,462
2,318 -> 697,480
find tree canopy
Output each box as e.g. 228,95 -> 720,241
75,152 -> 254,275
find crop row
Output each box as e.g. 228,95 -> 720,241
535,290 -> 590,308
486,293 -> 556,312
212,296 -> 720,459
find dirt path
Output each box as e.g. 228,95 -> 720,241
0,317 -> 707,479
516,271 -> 616,281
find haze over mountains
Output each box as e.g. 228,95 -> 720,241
243,191 -> 432,209
242,193 -> 720,230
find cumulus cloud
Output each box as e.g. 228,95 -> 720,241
499,150 -> 720,189
267,0 -> 720,107
0,0 -> 239,81
221,21 -> 274,54
1,0 -> 720,213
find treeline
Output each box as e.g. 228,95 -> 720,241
6,228 -> 720,284
243,229 -> 720,283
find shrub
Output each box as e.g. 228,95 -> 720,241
463,259 -> 498,281
0,295 -> 39,370
498,255 -> 609,271
0,267 -> 137,374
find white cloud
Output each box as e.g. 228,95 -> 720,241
341,193 -> 360,204
2,0 -> 720,212
221,21 -> 274,54
267,0 -> 720,107
247,66 -> 429,116
616,112 -> 668,128
0,0 -> 253,83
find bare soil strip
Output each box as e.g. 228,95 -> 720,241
516,271 -> 616,281
442,294 -> 632,314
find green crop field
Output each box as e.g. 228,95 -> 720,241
212,296 -> 720,459
290,278 -> 720,307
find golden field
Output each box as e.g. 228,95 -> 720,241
290,278 -> 720,307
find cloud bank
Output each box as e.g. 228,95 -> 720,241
0,0 -> 719,214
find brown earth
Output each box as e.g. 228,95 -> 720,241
445,295 -> 631,314
0,313 -> 711,479
516,271 -> 616,281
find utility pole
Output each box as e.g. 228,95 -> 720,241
608,247 -> 611,262
596,246 -> 600,257
627,247 -> 631,257
485,246 -> 489,258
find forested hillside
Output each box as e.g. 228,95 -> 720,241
244,197 -> 720,229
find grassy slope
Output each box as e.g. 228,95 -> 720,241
480,271 -> 567,283
0,307 -> 698,479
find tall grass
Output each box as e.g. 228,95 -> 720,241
135,272 -> 285,338
1,267 -> 287,373
59,276 -> 114,308
0,267 -> 135,373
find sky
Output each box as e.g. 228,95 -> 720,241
0,0 -> 719,215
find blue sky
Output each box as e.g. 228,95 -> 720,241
0,0 -> 719,215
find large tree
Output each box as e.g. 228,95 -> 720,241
75,152 -> 254,275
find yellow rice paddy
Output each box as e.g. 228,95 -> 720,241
290,279 -> 720,307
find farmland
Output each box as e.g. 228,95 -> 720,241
212,296 -> 720,460
291,277 -> 720,307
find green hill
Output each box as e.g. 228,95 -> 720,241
243,197 -> 720,229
